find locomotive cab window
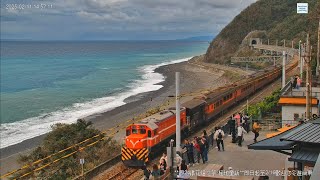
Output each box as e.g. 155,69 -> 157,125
132,126 -> 138,134
147,130 -> 151,137
139,129 -> 146,134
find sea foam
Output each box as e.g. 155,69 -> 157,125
0,57 -> 192,149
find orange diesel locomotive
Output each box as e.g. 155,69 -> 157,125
122,107 -> 187,166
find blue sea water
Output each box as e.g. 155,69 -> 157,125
0,40 -> 208,148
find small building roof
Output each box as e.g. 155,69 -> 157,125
278,97 -> 318,106
280,119 -> 320,144
288,150 -> 319,164
248,128 -> 296,150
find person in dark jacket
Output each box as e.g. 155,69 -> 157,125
227,117 -> 233,136
201,138 -> 209,162
199,139 -> 206,164
242,114 -> 250,132
202,130 -> 208,141
292,76 -> 297,89
183,139 -> 195,165
142,165 -> 151,180
230,117 -> 236,143
159,158 -> 167,175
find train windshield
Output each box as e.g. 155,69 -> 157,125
130,125 -> 147,134
139,129 -> 146,134
132,127 -> 138,134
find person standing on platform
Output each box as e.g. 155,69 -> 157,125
159,152 -> 167,164
199,139 -> 206,164
193,139 -> 201,164
151,164 -> 160,179
296,76 -> 302,89
292,76 -> 297,89
230,117 -> 237,143
234,113 -> 241,126
159,158 -> 167,176
203,137 -> 209,161
237,124 -> 247,147
242,114 -> 250,132
227,117 -> 233,136
177,160 -> 190,179
183,139 -> 195,166
214,126 -> 225,151
252,121 -> 261,142
175,152 -> 183,171
143,166 -> 151,180
202,130 -> 208,141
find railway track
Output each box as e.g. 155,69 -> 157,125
93,163 -> 140,180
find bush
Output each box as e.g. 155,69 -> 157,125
14,119 -> 120,179
245,89 -> 281,119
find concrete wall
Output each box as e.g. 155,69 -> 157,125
282,106 -> 318,126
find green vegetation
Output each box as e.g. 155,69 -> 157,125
14,119 -> 120,179
205,0 -> 320,64
245,89 -> 281,119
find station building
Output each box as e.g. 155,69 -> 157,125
278,84 -> 320,127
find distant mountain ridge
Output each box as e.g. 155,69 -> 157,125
205,0 -> 320,64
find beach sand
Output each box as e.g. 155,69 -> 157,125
0,57 -> 253,175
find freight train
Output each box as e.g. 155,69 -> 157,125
121,60 -> 297,167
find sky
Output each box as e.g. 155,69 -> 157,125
1,0 -> 257,40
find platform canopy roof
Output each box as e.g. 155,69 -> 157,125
288,150 -> 319,164
248,119 -> 320,164
280,119 -> 320,144
247,127 -> 296,151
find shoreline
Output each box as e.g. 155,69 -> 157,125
0,58 -> 252,174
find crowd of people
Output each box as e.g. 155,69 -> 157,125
143,112 -> 262,179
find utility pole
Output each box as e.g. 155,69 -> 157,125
299,40 -> 303,79
175,72 -> 181,152
317,19 -> 320,77
282,51 -> 286,88
305,34 -> 311,121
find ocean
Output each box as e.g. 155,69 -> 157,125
0,40 -> 208,148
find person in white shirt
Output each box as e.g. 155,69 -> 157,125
214,127 -> 225,151
237,124 -> 247,147
175,152 -> 182,171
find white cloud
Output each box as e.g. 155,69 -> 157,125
1,0 -> 256,40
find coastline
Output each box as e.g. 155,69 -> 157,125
0,57 -> 251,174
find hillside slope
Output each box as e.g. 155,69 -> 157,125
205,0 -> 320,64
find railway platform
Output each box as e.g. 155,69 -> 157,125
185,130 -> 287,180
144,130 -> 288,180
